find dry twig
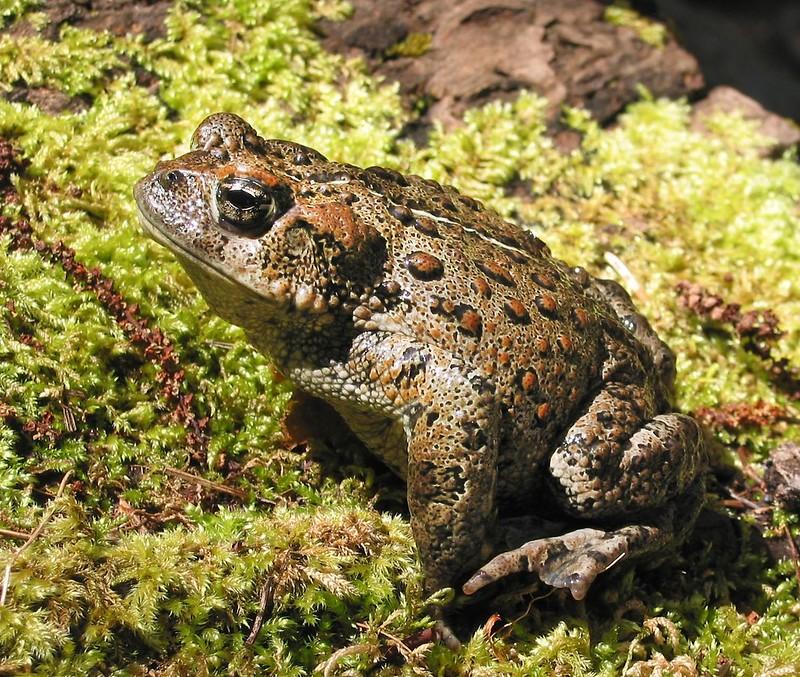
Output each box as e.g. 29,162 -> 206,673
0,470 -> 73,606
0,527 -> 30,540
782,524 -> 800,592
245,578 -> 276,646
164,466 -> 249,500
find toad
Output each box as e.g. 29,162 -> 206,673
135,113 -> 705,614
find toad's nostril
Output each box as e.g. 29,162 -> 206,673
159,170 -> 186,190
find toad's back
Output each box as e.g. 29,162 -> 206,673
260,152 -> 651,483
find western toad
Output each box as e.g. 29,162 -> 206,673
135,113 -> 705,611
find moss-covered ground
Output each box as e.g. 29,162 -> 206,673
0,1 -> 799,674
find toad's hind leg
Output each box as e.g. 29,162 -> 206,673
464,381 -> 706,598
548,383 -> 704,517
464,477 -> 703,599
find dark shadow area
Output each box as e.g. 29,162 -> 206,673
631,0 -> 800,120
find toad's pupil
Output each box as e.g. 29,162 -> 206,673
227,188 -> 261,210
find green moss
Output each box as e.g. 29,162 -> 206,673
0,499 -> 420,674
0,0 -> 39,28
1,0 -> 799,673
604,1 -> 668,48
386,32 -> 432,58
0,26 -> 121,97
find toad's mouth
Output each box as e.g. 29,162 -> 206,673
135,202 -> 228,281
135,203 -> 178,251
134,196 -> 331,319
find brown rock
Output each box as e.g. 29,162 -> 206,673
765,442 -> 800,511
425,1 -> 559,125
320,0 -> 704,128
5,86 -> 90,115
691,86 -> 800,154
36,0 -> 171,42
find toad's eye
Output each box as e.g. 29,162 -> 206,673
216,176 -> 292,236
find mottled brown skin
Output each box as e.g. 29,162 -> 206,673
135,113 -> 706,609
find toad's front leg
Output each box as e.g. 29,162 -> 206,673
401,349 -> 501,594
294,331 -> 502,595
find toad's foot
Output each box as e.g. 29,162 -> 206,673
434,617 -> 462,651
462,524 -> 659,600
